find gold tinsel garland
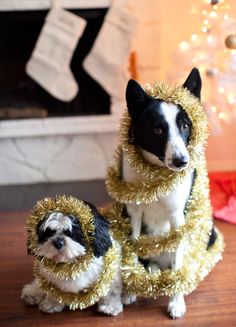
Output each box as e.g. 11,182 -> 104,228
103,81 -> 224,297
26,195 -> 121,309
36,251 -> 94,280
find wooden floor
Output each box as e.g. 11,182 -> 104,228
0,211 -> 236,326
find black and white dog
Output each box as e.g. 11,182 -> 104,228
122,68 -> 210,318
21,202 -> 123,316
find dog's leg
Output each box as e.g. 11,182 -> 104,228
39,295 -> 65,313
98,269 -> 123,316
127,203 -> 143,239
168,292 -> 186,319
21,279 -> 45,306
122,203 -> 143,305
168,210 -> 186,319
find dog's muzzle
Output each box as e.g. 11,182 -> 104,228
172,156 -> 188,169
53,238 -> 65,250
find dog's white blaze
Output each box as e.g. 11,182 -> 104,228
42,212 -> 73,232
160,102 -> 189,170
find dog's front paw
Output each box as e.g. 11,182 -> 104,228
21,282 -> 44,306
39,297 -> 64,313
168,294 -> 186,319
122,294 -> 137,305
98,301 -> 123,316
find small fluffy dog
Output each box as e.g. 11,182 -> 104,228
122,68 -> 216,318
21,201 -> 123,316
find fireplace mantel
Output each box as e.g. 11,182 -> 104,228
0,113 -> 121,139
0,0 -> 111,11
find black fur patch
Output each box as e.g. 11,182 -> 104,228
84,202 -> 112,258
126,79 -> 151,122
64,215 -> 86,247
126,80 -> 170,163
37,227 -> 56,244
36,216 -> 56,244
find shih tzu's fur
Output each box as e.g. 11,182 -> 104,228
21,202 -> 123,316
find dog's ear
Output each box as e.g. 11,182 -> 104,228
85,202 -> 112,258
126,79 -> 149,121
27,215 -> 46,255
183,67 -> 202,100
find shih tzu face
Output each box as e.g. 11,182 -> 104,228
34,203 -> 112,263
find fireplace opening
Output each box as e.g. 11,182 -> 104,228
0,9 -> 110,120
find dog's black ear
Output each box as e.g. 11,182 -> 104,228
183,67 -> 202,99
126,79 -> 149,121
85,202 -> 112,258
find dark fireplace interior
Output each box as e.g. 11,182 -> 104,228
0,9 -> 110,120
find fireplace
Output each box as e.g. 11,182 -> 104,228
0,9 -> 110,120
0,1 -> 160,186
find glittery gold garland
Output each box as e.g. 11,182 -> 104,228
120,162 -> 224,297
102,187 -> 224,298
34,243 -> 121,310
26,196 -> 96,279
122,229 -> 224,297
106,83 -> 208,204
103,81 -> 224,298
36,251 -> 95,280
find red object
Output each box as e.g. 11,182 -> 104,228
209,172 -> 236,224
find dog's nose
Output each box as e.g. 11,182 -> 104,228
172,156 -> 188,168
53,238 -> 65,250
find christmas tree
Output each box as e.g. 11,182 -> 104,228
171,0 -> 236,133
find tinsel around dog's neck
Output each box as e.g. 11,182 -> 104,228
106,82 -> 209,204
34,243 -> 120,310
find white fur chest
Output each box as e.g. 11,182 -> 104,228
122,154 -> 193,238
39,256 -> 104,294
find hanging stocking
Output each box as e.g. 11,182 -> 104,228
83,0 -> 138,101
26,3 -> 86,102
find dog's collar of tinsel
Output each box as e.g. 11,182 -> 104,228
34,242 -> 120,310
106,83 -> 208,204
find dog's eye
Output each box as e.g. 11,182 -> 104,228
153,128 -> 163,135
181,123 -> 189,132
38,228 -> 55,243
64,229 -> 72,237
